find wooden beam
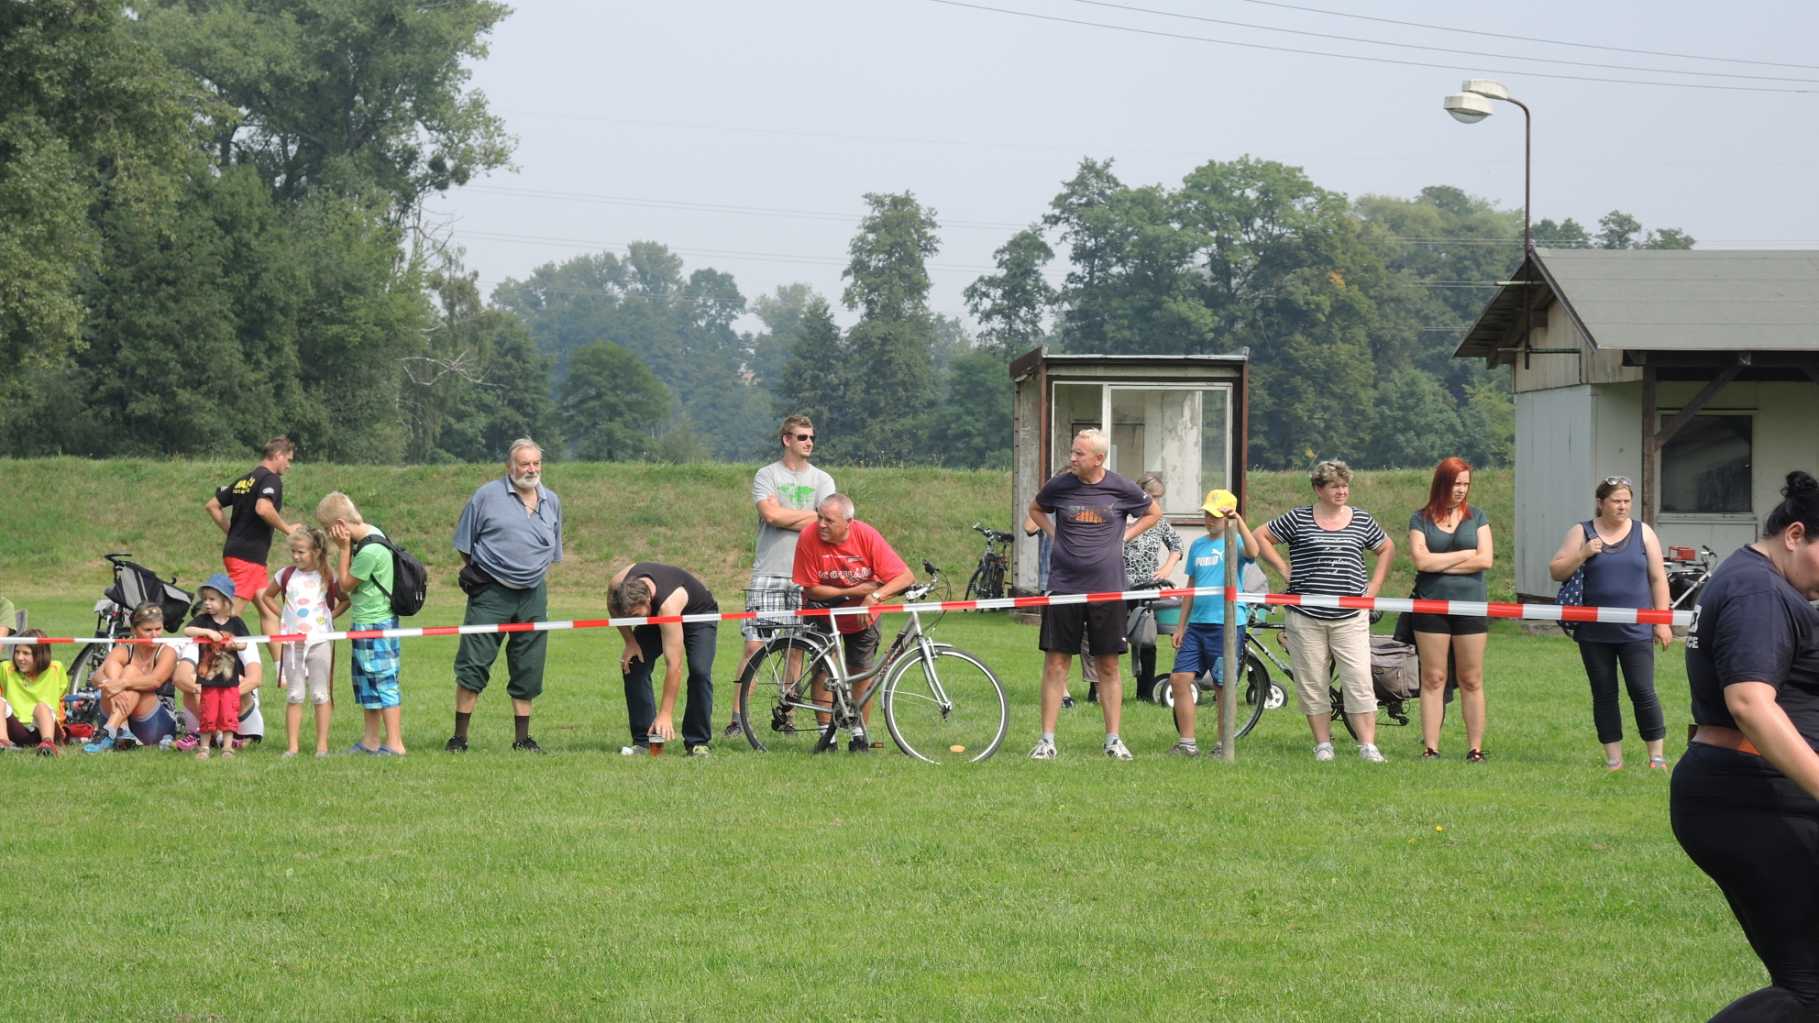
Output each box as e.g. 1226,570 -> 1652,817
1654,363 -> 1743,449
1641,362 -> 1659,527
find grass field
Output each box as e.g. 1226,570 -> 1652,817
0,459 -> 1751,1020
0,590 -> 1755,1021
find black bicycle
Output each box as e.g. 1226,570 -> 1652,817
965,523 -> 1013,601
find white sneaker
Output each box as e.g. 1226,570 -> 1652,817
1313,741 -> 1335,762
1028,738 -> 1057,760
1104,737 -> 1134,761
1359,743 -> 1387,763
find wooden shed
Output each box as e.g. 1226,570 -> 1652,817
1007,347 -> 1251,594
1456,249 -> 1819,601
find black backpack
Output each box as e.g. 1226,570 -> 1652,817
353,533 -> 429,617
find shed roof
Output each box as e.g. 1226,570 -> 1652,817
1456,249 -> 1819,360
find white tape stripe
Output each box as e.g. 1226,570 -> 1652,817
0,586 -> 1692,645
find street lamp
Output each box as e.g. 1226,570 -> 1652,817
1443,79 -> 1532,255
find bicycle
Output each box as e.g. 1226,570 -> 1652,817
64,553 -> 195,734
737,562 -> 1010,763
964,523 -> 1012,601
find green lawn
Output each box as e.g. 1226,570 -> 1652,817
0,593 -> 1755,1021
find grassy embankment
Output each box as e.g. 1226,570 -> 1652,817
0,458 -> 1515,611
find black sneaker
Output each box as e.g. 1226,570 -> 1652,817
1061,694 -> 1077,710
848,734 -> 871,753
511,736 -> 545,754
445,735 -> 468,753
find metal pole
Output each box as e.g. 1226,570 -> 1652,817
1218,523 -> 1238,763
1509,97 -> 1533,255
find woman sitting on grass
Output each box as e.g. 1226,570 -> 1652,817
1,630 -> 68,755
83,602 -> 179,752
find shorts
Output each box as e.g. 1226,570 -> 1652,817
5,714 -> 63,746
1173,623 -> 1244,681
126,704 -> 177,746
199,686 -> 241,733
1411,612 -> 1488,636
743,574 -> 799,641
282,642 -> 333,705
830,623 -> 881,674
350,620 -> 401,710
1039,600 -> 1126,656
223,557 -> 269,601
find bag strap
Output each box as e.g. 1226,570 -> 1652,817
352,535 -> 395,603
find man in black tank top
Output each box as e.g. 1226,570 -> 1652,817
608,563 -> 720,754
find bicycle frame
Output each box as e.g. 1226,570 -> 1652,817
793,605 -> 939,728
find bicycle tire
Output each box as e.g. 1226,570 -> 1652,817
982,559 -> 1005,600
64,644 -> 111,729
964,566 -> 987,602
737,632 -> 840,753
1228,651 -> 1271,740
881,645 -> 1008,763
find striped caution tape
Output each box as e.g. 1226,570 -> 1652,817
0,587 -> 1693,647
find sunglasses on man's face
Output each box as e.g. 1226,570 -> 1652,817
792,433 -> 815,441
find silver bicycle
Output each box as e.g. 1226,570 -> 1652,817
736,563 -> 1009,763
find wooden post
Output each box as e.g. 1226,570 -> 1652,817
1640,361 -> 1658,527
1218,525 -> 1238,763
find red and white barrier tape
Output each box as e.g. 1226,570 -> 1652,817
0,587 -> 1692,647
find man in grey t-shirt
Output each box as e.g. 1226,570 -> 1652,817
724,415 -> 835,736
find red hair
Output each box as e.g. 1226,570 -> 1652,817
1422,457 -> 1473,523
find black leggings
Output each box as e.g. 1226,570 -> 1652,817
1671,743 -> 1819,1018
1578,640 -> 1665,743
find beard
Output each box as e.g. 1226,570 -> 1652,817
511,471 -> 540,491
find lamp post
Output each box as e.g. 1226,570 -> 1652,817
1444,79 -> 1532,255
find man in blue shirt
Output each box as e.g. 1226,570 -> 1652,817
447,438 -> 564,753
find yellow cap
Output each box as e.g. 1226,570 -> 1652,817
1201,488 -> 1238,516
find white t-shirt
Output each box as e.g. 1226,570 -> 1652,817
751,461 -> 835,579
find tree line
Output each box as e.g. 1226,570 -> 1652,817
0,1 -> 1694,470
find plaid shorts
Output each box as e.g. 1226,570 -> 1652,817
350,619 -> 401,710
742,575 -> 800,641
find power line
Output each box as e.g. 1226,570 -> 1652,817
1233,0 -> 1819,72
463,183 -> 1031,231
1069,0 -> 1819,84
919,0 -> 1819,95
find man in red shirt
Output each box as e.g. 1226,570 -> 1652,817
791,493 -> 915,752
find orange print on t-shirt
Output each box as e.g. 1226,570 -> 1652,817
1068,506 -> 1107,524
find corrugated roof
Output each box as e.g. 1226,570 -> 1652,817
1456,249 -> 1819,359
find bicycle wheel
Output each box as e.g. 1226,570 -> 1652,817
1227,651 -> 1271,739
881,645 -> 1008,763
737,633 -> 839,753
64,643 -> 111,730
964,565 -> 986,601
982,559 -> 1005,600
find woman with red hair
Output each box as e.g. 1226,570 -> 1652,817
1407,457 -> 1494,761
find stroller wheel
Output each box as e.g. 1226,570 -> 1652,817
1264,683 -> 1287,711
1154,680 -> 1198,707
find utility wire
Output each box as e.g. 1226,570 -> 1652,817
1234,0 -> 1819,72
1070,0 -> 1819,83
920,0 -> 1819,94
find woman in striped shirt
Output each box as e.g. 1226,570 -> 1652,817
1255,460 -> 1396,763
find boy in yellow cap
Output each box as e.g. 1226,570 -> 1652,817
1167,490 -> 1283,755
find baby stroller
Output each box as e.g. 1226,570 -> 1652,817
63,553 -> 196,739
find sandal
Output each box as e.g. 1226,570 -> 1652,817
1465,748 -> 1486,764
1421,747 -> 1441,760
1605,757 -> 1623,771
1648,755 -> 1669,771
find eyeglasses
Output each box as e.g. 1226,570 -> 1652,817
1601,476 -> 1633,488
791,433 -> 815,441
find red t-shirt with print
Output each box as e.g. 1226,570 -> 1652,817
791,520 -> 910,634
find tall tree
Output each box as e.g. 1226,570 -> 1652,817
772,298 -> 853,457
1597,210 -> 1643,250
840,193 -> 941,463
136,0 -> 513,217
747,283 -> 819,389
558,341 -> 670,461
964,227 -> 1056,359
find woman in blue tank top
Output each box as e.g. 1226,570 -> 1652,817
1548,476 -> 1675,771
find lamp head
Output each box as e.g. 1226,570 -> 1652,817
1461,79 -> 1511,100
1444,93 -> 1493,124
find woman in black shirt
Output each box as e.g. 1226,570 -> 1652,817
1671,471 -> 1819,1021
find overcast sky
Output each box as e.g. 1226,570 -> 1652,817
432,0 -> 1819,329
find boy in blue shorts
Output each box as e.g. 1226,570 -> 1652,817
317,492 -> 406,756
1167,489 -> 1280,756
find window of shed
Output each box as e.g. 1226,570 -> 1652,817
1660,414 -> 1751,515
